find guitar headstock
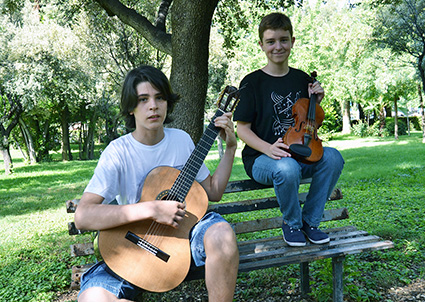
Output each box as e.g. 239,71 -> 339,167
216,85 -> 241,113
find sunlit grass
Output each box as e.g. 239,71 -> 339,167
0,132 -> 424,301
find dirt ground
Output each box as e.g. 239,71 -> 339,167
55,278 -> 425,302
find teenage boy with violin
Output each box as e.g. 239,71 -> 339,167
234,12 -> 344,247
75,65 -> 239,301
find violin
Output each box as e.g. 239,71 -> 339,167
283,72 -> 324,164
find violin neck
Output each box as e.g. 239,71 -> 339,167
307,93 -> 317,121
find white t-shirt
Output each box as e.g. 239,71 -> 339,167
84,128 -> 211,205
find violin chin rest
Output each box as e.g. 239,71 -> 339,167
289,144 -> 312,158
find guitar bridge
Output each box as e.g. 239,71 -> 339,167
125,231 -> 170,263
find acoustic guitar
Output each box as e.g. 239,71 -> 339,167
98,86 -> 240,292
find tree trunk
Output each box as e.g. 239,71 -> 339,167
1,139 -> 13,175
95,0 -> 221,142
342,100 -> 351,134
418,83 -> 425,143
105,116 -> 118,144
0,92 -> 22,173
358,103 -> 365,122
168,0 -> 219,143
84,114 -> 96,160
60,105 -> 72,161
379,106 -> 386,135
12,133 -> 28,162
417,49 -> 425,143
385,105 -> 392,118
394,95 -> 398,140
19,118 -> 37,164
38,120 -> 50,161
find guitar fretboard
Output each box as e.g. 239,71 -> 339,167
167,109 -> 225,202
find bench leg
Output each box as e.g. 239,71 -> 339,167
300,262 -> 310,296
332,256 -> 345,302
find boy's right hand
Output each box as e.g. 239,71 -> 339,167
150,200 -> 186,228
267,138 -> 292,160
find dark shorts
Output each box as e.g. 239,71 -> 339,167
79,212 -> 228,298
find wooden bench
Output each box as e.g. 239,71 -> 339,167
66,178 -> 394,301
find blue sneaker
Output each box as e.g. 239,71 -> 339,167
282,222 -> 306,247
301,222 -> 330,244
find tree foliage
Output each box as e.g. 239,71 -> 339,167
373,0 -> 425,141
1,0 -> 423,174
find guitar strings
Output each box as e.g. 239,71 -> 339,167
141,115 -> 221,249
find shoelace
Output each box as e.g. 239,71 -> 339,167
290,227 -> 302,233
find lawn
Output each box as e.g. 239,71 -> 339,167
1,133 -> 424,301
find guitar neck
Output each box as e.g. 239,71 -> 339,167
168,109 -> 225,202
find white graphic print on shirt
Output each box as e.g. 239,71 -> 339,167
271,90 -> 302,136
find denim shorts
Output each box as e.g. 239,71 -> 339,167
79,211 -> 228,298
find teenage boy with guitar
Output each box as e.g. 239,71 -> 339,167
75,65 -> 239,301
234,12 -> 344,247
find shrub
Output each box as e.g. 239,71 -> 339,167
351,120 -> 381,137
385,117 -> 407,136
351,120 -> 369,137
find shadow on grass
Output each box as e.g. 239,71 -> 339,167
1,160 -> 98,217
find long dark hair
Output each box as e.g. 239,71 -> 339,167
120,65 -> 180,129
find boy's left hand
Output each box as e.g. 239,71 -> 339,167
309,81 -> 325,103
214,112 -> 237,150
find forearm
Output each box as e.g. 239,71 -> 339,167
207,144 -> 237,201
237,122 -> 271,155
74,193 -> 155,231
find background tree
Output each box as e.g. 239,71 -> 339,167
3,1 -> 96,161
2,0 -> 423,172
0,91 -> 22,175
92,0 -> 298,142
373,0 -> 425,143
92,0 -> 216,142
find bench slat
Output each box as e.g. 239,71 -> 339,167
237,240 -> 394,272
223,178 -> 312,194
71,264 -> 93,290
68,222 -> 92,235
237,226 -> 363,253
239,234 -> 387,263
71,242 -> 95,257
65,178 -> 325,214
232,207 -> 348,234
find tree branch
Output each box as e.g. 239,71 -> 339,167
155,0 -> 172,32
95,0 -> 172,55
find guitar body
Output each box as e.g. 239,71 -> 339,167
98,166 -> 208,292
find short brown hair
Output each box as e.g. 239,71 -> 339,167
259,13 -> 293,42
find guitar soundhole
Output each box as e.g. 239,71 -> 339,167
156,190 -> 169,200
156,189 -> 183,203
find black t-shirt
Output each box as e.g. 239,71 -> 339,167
233,68 -> 312,178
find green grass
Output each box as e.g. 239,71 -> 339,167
1,133 -> 424,301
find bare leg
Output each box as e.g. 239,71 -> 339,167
203,222 -> 239,302
78,287 -> 134,302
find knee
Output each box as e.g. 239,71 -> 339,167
204,222 -> 238,261
323,147 -> 344,170
78,287 -> 115,302
274,159 -> 301,183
